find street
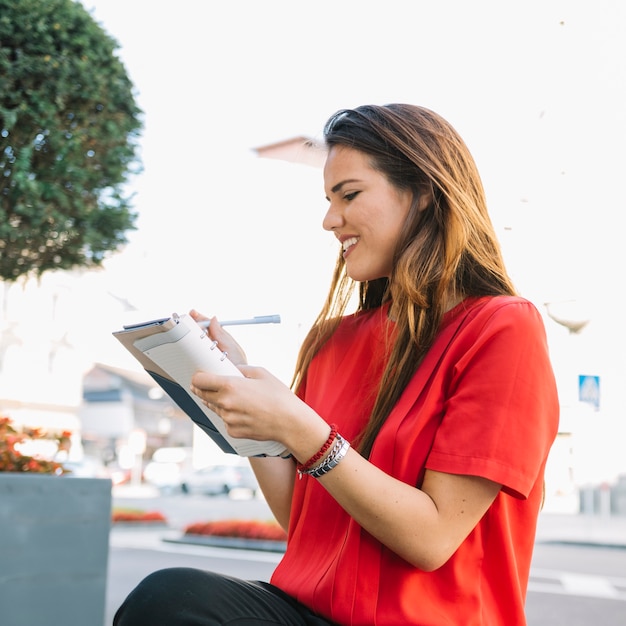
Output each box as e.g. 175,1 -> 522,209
106,491 -> 626,626
527,542 -> 626,625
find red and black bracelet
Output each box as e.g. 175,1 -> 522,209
296,423 -> 338,476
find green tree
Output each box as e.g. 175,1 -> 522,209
0,0 -> 142,282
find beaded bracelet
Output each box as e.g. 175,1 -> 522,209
302,434 -> 351,479
296,424 -> 338,476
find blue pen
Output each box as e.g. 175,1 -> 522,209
197,315 -> 281,328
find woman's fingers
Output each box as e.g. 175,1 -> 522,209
190,310 -> 248,366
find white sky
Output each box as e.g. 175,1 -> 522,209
74,0 -> 625,392
1,0 -> 623,491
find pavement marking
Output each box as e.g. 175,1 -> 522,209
561,573 -> 620,598
530,568 -> 626,601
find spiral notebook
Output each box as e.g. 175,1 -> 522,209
112,313 -> 289,458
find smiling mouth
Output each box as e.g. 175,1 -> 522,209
342,236 -> 359,254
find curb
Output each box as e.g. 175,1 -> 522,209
163,534 -> 286,553
537,538 -> 626,550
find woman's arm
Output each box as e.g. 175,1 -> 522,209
188,311 -> 302,529
190,361 -> 500,571
316,452 -> 501,571
248,456 -> 296,531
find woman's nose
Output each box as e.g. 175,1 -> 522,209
322,203 -> 343,231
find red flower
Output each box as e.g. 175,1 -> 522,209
112,508 -> 167,523
184,519 -> 287,542
0,414 -> 72,474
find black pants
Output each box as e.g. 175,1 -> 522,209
113,567 -> 335,625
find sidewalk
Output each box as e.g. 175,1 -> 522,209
535,512 -> 626,548
110,512 -> 626,551
110,483 -> 626,550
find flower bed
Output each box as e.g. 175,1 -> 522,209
0,415 -> 71,474
184,519 -> 287,541
1,416 -> 111,625
112,507 -> 167,524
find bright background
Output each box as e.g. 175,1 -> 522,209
1,0 -> 625,498
78,0 -> 625,350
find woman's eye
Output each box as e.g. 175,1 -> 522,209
344,191 -> 360,201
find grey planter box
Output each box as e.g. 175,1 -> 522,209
0,473 -> 112,626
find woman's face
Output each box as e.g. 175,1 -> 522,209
323,146 -> 413,281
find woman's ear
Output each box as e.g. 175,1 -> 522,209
416,188 -> 433,212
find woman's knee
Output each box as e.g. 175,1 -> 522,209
113,567 -> 325,626
114,567 -> 218,626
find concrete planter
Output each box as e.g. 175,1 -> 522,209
0,473 -> 112,626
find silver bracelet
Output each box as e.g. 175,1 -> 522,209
298,435 -> 343,477
307,435 -> 351,479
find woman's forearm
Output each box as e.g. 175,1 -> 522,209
248,456 -> 296,531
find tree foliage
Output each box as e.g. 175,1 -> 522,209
0,0 -> 143,282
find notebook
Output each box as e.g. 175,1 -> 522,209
112,313 -> 290,458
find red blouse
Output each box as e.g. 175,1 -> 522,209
271,296 -> 559,625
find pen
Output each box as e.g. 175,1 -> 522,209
197,314 -> 281,328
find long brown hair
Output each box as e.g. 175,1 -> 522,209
292,104 -> 517,458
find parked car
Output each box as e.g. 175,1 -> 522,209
143,446 -> 192,492
62,455 -> 111,480
180,464 -> 258,496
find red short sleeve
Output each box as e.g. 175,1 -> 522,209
426,299 -> 559,498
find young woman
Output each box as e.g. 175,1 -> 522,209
114,104 -> 559,625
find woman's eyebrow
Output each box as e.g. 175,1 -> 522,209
330,179 -> 361,194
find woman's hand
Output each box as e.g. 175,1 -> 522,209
189,309 -> 247,366
188,308 -> 329,457
190,352 -> 330,533
190,365 -> 325,453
